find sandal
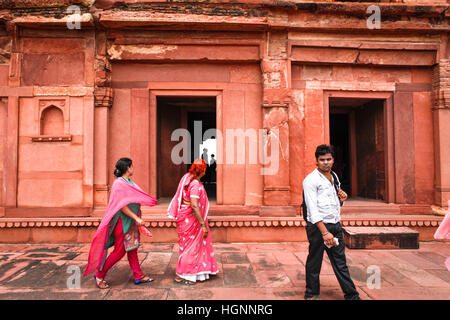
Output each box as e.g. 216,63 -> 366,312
134,275 -> 154,285
94,275 -> 110,289
305,295 -> 322,300
174,278 -> 196,286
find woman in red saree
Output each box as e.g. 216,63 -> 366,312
84,158 -> 158,289
168,159 -> 219,285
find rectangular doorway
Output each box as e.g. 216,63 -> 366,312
157,96 -> 216,201
329,98 -> 386,201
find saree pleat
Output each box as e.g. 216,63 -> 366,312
175,205 -> 218,279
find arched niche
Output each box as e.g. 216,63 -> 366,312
40,105 -> 64,136
32,98 -> 71,142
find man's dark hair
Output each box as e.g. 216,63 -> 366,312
315,144 -> 335,159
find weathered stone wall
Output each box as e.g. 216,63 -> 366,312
0,0 -> 447,219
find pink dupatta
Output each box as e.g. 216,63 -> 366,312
434,200 -> 450,240
434,200 -> 450,271
83,178 -> 157,276
167,173 -> 191,220
167,172 -> 211,223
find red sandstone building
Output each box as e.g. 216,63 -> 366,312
0,0 -> 448,243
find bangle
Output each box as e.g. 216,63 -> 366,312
322,231 -> 329,236
201,222 -> 206,227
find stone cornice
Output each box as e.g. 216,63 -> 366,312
93,1 -> 450,19
0,215 -> 443,228
0,1 -> 93,8
0,1 -> 447,32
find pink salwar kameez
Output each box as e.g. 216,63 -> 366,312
95,216 -> 143,281
168,173 -> 219,282
84,178 -> 157,277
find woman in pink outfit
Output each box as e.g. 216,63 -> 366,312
168,159 -> 219,285
434,200 -> 450,271
84,158 -> 158,288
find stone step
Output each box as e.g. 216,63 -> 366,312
341,205 -> 400,214
343,226 -> 419,250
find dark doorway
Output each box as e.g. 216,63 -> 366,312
157,96 -> 216,200
329,98 -> 386,201
330,113 -> 351,195
354,100 -> 385,200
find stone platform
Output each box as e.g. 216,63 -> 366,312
0,241 -> 448,300
343,227 -> 420,249
0,212 -> 444,244
0,200 -> 445,244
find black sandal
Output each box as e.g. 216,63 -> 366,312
174,278 -> 196,286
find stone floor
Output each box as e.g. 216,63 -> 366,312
0,242 -> 449,300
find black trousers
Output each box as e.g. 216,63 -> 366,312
305,221 -> 360,300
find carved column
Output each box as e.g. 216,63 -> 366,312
259,32 -> 295,216
432,59 -> 450,207
4,23 -> 20,208
93,87 -> 113,208
93,31 -> 114,209
7,23 -> 21,88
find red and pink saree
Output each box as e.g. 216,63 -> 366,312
168,173 -> 219,282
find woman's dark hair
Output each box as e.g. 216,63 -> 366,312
114,158 -> 132,177
315,144 -> 335,159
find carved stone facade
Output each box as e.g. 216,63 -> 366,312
0,0 -> 448,242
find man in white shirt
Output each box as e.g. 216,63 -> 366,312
302,144 -> 360,300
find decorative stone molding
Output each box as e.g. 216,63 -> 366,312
263,186 -> 290,192
31,136 -> 72,142
262,101 -> 289,108
33,87 -> 94,97
0,215 -> 443,229
94,87 -> 114,108
94,184 -> 109,192
432,59 -> 450,110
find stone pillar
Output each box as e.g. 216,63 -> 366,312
93,30 -> 114,209
93,87 -> 113,209
7,23 -> 20,88
4,23 -> 20,208
432,59 -> 450,207
4,96 -> 18,208
259,32 -> 295,216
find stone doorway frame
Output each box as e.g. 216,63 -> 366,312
323,91 -> 395,204
149,85 -> 224,204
